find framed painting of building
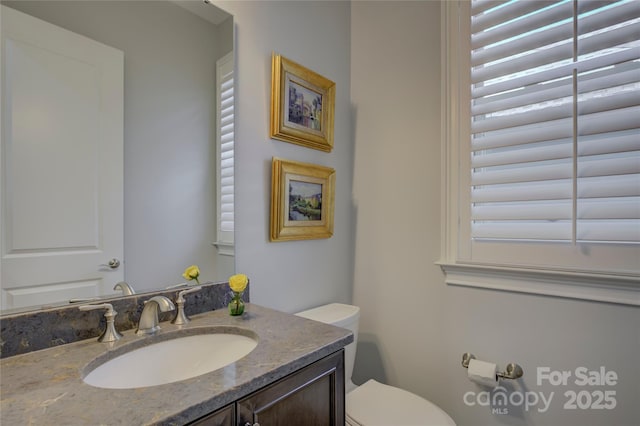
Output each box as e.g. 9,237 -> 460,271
270,53 -> 335,152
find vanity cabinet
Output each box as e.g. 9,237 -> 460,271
190,350 -> 344,426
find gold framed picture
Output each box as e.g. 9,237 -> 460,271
270,157 -> 335,242
270,53 -> 335,152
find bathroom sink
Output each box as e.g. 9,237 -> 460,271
83,328 -> 258,389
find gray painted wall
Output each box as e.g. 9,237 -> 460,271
352,2 -> 639,426
220,0 -> 354,313
226,1 -> 639,425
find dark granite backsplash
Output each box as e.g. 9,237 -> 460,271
0,281 -> 249,358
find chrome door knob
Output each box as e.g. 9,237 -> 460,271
106,258 -> 120,269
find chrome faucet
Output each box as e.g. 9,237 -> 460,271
136,296 -> 175,335
114,281 -> 136,296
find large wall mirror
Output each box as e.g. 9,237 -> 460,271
0,0 -> 234,313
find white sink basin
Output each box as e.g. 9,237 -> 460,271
83,329 -> 258,389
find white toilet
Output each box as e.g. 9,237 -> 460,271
296,303 -> 456,426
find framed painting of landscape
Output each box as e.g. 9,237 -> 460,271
270,157 -> 335,241
270,53 -> 335,152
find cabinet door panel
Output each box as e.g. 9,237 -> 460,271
237,350 -> 345,426
190,403 -> 235,426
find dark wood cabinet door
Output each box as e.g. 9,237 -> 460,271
237,350 -> 345,426
190,403 -> 235,426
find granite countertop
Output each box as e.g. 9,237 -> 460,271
0,304 -> 353,425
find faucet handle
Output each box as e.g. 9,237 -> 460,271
177,285 -> 202,302
78,303 -> 123,342
172,286 -> 202,325
79,302 -> 116,314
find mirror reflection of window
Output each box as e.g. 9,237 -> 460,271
216,51 -> 235,255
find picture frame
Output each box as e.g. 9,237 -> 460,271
270,157 -> 335,242
270,53 -> 335,152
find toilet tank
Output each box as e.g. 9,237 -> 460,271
296,303 -> 360,390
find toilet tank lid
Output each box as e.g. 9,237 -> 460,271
295,303 -> 360,327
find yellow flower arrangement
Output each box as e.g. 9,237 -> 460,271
182,265 -> 200,284
229,273 -> 248,293
228,273 -> 248,316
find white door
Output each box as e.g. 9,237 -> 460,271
0,6 -> 124,310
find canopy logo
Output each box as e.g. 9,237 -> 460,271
463,387 -> 552,414
463,366 -> 618,415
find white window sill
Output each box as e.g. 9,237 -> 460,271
213,242 -> 234,256
437,261 -> 640,306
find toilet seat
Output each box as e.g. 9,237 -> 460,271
346,379 -> 456,426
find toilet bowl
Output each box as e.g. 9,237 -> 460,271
296,303 -> 456,426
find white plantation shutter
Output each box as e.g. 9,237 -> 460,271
217,52 -> 234,247
469,0 -> 640,256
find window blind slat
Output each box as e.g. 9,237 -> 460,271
221,123 -> 234,134
578,174 -> 640,198
472,222 -> 571,240
578,130 -> 640,156
472,117 -> 572,150
472,180 -> 572,203
221,98 -> 234,110
221,165 -> 234,178
221,157 -> 234,169
578,153 -> 640,178
472,1 -> 568,40
221,118 -> 233,129
472,80 -> 572,116
220,104 -> 234,116
472,161 -> 572,186
578,90 -> 640,117
472,139 -> 572,168
472,102 -> 572,133
578,65 -> 639,94
577,220 -> 640,242
221,158 -> 234,170
473,201 -> 571,220
578,197 -> 640,219
578,105 -> 640,136
221,141 -> 234,151
221,75 -> 233,89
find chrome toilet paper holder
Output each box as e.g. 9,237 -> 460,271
462,353 -> 524,380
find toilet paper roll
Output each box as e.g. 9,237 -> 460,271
468,359 -> 498,388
